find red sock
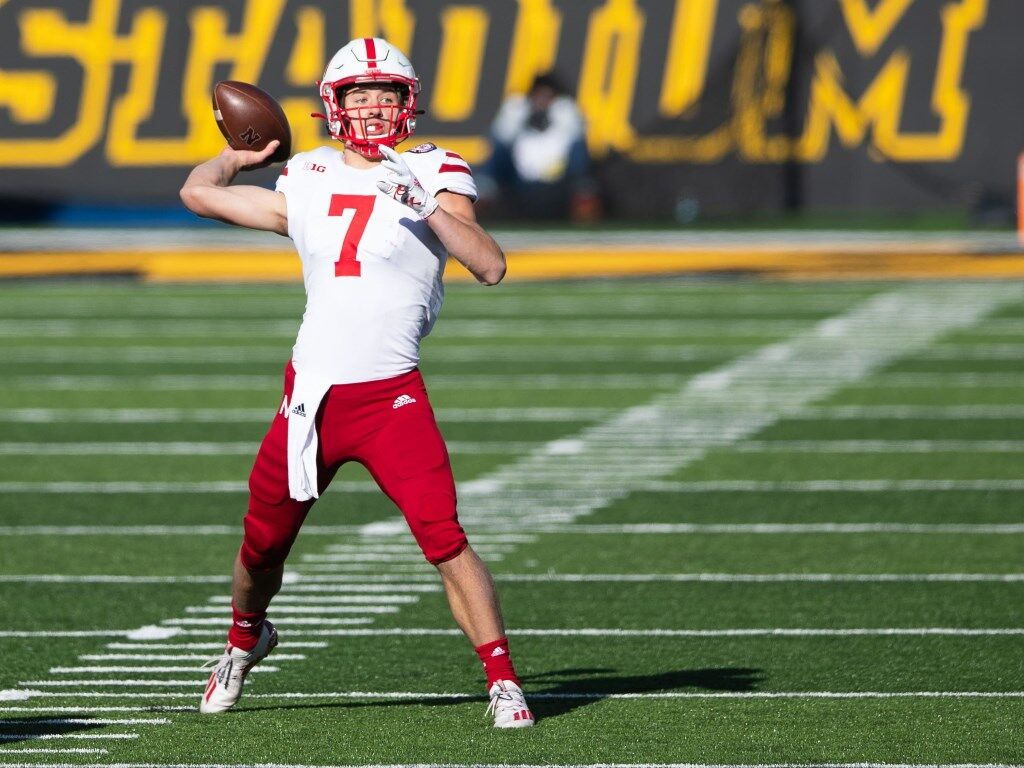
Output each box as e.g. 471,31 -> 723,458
475,636 -> 520,688
227,604 -> 266,651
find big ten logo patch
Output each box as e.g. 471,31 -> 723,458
303,162 -> 326,173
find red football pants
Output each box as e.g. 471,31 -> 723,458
240,363 -> 467,570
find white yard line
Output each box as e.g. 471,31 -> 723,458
19,680 -> 252,687
0,718 -> 168,725
205,595 -> 418,604
9,688 -> 1024,701
78,654 -> 306,661
0,707 -> 192,713
161,616 -> 381,625
6,479 -> 1015,495
0,575 -> 230,584
185,605 -> 398,614
442,283 -> 1024,529
8,373 -> 689,391
0,753 -> 108,757
637,480 -> 1024,492
793,405 -> 1024,419
10,437 -> 1024,457
105,642 -> 327,649
0,407 -> 613,423
0,733 -> 139,739
0,318 -> 808,339
858,373 -> 1024,387
0,523 -> 1019,537
158,627 -> 1024,638
523,523 -> 1024,534
0,345 -> 736,364
0,441 -> 536,456
49,666 -> 278,674
732,440 -> 1024,453
491,573 -> 1024,583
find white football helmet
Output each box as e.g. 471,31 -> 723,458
314,37 -> 420,158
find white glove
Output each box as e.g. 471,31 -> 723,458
376,145 -> 439,218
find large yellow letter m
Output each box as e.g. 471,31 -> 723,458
797,0 -> 987,163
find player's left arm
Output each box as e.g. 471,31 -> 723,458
426,193 -> 506,286
376,145 -> 505,285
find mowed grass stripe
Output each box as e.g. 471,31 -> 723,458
7,438 -> 1024,456
2,523 -> 1021,536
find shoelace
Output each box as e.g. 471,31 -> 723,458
484,689 -> 511,718
485,686 -> 528,719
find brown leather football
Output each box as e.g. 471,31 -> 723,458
212,80 -> 291,164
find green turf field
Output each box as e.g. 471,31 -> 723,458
0,278 -> 1022,767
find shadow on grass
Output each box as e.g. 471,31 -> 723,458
240,666 -> 763,722
0,715 -> 108,746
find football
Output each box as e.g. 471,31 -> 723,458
212,80 -> 291,164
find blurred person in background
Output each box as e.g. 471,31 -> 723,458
478,73 -> 600,223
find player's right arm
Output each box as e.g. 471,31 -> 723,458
180,141 -> 287,235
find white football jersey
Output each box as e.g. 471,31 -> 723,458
275,142 -> 476,384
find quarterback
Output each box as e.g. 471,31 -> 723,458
180,38 -> 534,728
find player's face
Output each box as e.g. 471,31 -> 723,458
341,86 -> 403,141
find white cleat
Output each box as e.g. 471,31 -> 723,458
486,680 -> 535,728
199,621 -> 277,714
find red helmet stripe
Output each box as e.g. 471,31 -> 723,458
364,37 -> 377,62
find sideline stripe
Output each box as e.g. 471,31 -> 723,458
7,246 -> 1024,281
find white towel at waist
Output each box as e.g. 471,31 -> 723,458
286,372 -> 332,502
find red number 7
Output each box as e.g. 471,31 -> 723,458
328,194 -> 376,277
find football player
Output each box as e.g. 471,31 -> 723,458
180,37 -> 534,728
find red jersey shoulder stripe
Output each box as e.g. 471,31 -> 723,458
438,163 -> 472,175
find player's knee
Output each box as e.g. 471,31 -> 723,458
240,507 -> 297,572
406,493 -> 467,565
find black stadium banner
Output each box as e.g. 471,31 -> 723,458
0,0 -> 1020,217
